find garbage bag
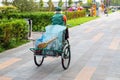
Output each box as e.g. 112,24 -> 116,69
35,25 -> 66,50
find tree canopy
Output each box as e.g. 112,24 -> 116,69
68,0 -> 73,7
47,0 -> 54,11
12,0 -> 38,12
58,0 -> 64,7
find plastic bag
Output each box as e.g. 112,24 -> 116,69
35,25 -> 66,50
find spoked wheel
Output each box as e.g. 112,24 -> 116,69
34,55 -> 44,67
61,40 -> 71,70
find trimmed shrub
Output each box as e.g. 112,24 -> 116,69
0,5 -> 18,18
66,10 -> 86,20
7,12 -> 54,31
2,10 -> 86,31
0,19 -> 28,51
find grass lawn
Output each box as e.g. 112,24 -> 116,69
67,16 -> 98,28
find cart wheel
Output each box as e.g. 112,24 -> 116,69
34,55 -> 44,67
61,41 -> 71,70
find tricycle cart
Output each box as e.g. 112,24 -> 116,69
30,31 -> 71,70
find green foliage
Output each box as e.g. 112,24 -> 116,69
47,0 -> 54,11
0,45 -> 5,53
78,0 -> 83,6
12,0 -> 38,12
86,0 -> 92,7
7,12 -> 54,31
82,3 -> 91,8
66,10 -> 86,20
58,0 -> 64,7
6,11 -> 86,31
68,0 -> 73,7
87,0 -> 92,5
0,19 -> 28,52
111,0 -> 120,6
39,0 -> 44,10
0,5 -> 18,18
2,0 -> 9,6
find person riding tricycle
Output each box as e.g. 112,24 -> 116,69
30,7 -> 71,70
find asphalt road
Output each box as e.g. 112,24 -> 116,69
0,11 -> 120,80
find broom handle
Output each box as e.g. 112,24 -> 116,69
45,37 -> 57,44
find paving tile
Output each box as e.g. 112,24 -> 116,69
0,76 -> 12,80
109,38 -> 120,50
106,77 -> 120,80
74,66 -> 96,80
92,32 -> 104,42
0,58 -> 22,70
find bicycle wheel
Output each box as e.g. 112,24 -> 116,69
61,40 -> 71,70
34,55 -> 44,67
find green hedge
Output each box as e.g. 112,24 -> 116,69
0,5 -> 18,18
0,19 -> 28,52
6,11 -> 86,31
66,10 -> 86,20
7,12 -> 54,31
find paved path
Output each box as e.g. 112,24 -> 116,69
0,12 -> 120,80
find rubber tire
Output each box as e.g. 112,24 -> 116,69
61,41 -> 71,70
34,55 -> 44,67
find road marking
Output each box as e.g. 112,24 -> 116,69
92,33 -> 104,42
0,58 -> 22,70
109,38 -> 120,50
84,27 -> 94,33
0,76 -> 12,80
74,66 -> 96,80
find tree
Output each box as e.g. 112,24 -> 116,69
78,0 -> 83,6
39,0 -> 44,10
68,0 -> 73,7
87,0 -> 92,7
12,0 -> 38,12
47,0 -> 54,11
27,0 -> 38,11
111,0 -> 120,6
2,0 -> 9,5
87,0 -> 92,4
58,0 -> 64,7
12,0 -> 26,12
104,0 -> 110,7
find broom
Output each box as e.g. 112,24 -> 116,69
38,37 -> 57,48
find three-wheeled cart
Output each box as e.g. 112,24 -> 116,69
30,31 -> 71,70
